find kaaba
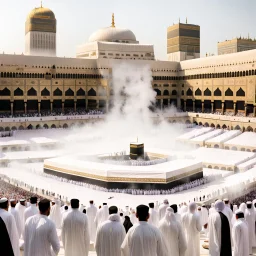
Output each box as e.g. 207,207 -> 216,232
130,142 -> 144,160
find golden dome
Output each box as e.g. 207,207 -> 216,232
27,2 -> 55,20
25,5 -> 56,34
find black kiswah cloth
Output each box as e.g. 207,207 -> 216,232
0,216 -> 14,256
219,212 -> 232,256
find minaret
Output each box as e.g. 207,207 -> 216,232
111,13 -> 115,28
25,3 -> 57,56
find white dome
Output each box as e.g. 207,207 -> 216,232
89,27 -> 137,43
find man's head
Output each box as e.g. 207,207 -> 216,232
10,199 -> 16,208
109,206 -> 118,215
136,205 -> 149,221
89,200 -> 94,205
235,210 -> 244,220
215,200 -> 225,212
198,207 -> 201,212
246,201 -> 252,209
0,198 -> 8,211
170,204 -> 178,213
20,199 -> 26,206
103,203 -> 107,206
189,202 -> 197,213
82,209 -> 86,214
149,203 -> 154,209
163,199 -> 169,205
30,197 -> 37,205
52,201 -> 55,206
223,198 -> 229,205
70,199 -> 79,209
64,206 -> 68,211
39,199 -> 51,216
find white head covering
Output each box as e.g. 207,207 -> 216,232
239,203 -> 246,213
214,200 -> 225,212
0,198 -> 8,203
189,202 -> 197,213
164,207 -> 176,223
233,205 -> 238,213
163,199 -> 169,204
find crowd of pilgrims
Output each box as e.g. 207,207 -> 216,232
0,191 -> 256,256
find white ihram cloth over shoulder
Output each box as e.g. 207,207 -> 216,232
49,200 -> 62,229
61,208 -> 90,256
232,218 -> 249,256
244,207 -> 256,253
121,221 -> 167,256
86,204 -> 97,242
181,211 -> 201,256
148,208 -> 159,227
15,203 -> 26,234
94,205 -> 109,228
0,208 -> 20,256
95,214 -> 126,256
9,207 -> 22,238
24,204 -> 39,222
159,211 -> 187,256
24,214 -> 60,256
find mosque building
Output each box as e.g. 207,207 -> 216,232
0,3 -> 256,129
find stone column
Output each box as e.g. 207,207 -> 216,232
24,102 -> 27,114
38,102 -> 41,114
11,102 -> 13,116
184,101 -> 187,112
193,100 -> 195,112
253,105 -> 256,117
244,104 -> 247,117
62,101 -> 64,113
202,102 -> 204,113
86,99 -> 88,110
50,102 -> 53,113
74,101 -> 77,112
160,99 -> 163,111
221,102 -> 224,115
211,102 -> 214,113
233,102 -> 236,115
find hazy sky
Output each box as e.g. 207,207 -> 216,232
0,0 -> 255,60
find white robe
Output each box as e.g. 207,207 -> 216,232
15,203 -> 26,235
86,204 -> 97,243
24,204 -> 39,222
244,208 -> 256,254
95,214 -> 126,256
232,218 -> 249,256
94,205 -> 109,228
201,207 -> 208,226
61,208 -> 90,256
181,212 -> 201,256
159,214 -> 187,256
121,221 -> 167,256
148,208 -> 159,227
49,202 -> 62,229
9,207 -> 22,238
0,209 -> 20,256
24,214 -> 60,256
158,204 -> 169,221
129,213 -> 138,225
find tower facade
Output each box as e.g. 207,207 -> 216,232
25,3 -> 57,57
167,21 -> 200,61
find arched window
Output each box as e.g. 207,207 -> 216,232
14,87 -> 23,96
225,88 -> 233,96
88,88 -> 96,96
0,87 -> 10,96
181,90 -> 184,96
65,88 -> 74,96
27,87 -> 37,96
172,90 -> 177,96
77,88 -> 85,96
41,88 -> 50,96
214,88 -> 222,96
186,88 -> 193,96
53,88 -> 62,96
204,88 -> 211,96
163,90 -> 169,96
236,88 -> 245,97
195,88 -> 202,96
154,89 -> 161,96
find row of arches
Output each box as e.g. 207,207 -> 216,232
184,87 -> 245,97
0,87 -> 99,97
0,72 -> 103,79
0,123 -> 68,131
154,89 -> 177,96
